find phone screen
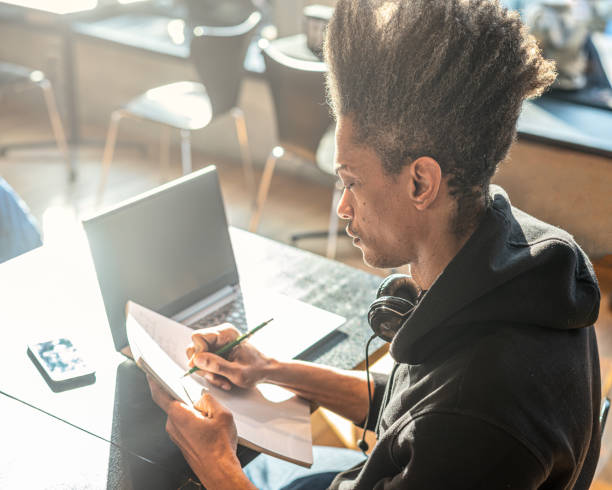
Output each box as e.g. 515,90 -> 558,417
28,338 -> 95,389
35,338 -> 86,375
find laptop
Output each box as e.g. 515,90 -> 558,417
82,165 -> 345,361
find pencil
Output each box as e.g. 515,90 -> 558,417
181,318 -> 274,378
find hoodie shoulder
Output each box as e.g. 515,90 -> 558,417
490,185 -> 580,251
490,186 -> 600,328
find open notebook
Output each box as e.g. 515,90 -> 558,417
126,301 -> 313,467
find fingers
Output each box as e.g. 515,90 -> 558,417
194,392 -> 213,417
147,375 -> 174,413
203,372 -> 232,391
167,397 -> 205,422
194,392 -> 232,422
187,323 -> 240,360
165,403 -> 206,444
188,334 -> 212,359
165,393 -> 238,462
165,393 -> 229,426
193,352 -> 241,383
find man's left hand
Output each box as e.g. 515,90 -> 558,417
148,376 -> 249,488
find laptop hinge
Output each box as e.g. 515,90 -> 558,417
172,285 -> 238,324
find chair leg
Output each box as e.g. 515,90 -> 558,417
248,148 -> 281,232
97,110 -> 124,204
326,184 -> 343,259
39,79 -> 74,181
180,129 -> 192,175
159,125 -> 171,182
231,107 -> 255,208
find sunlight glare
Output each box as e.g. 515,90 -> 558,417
5,0 -> 98,14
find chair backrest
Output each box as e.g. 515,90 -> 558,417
261,39 -> 332,162
185,0 -> 256,25
189,5 -> 261,117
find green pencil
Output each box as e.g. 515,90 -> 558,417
181,318 -> 274,378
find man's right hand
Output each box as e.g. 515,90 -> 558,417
186,323 -> 274,390
187,324 -> 373,426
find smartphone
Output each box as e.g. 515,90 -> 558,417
27,338 -> 96,392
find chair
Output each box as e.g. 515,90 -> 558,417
0,62 -> 72,180
97,7 -> 262,202
248,38 -> 343,259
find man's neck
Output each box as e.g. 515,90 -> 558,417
410,220 -> 479,291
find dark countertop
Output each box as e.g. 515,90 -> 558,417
72,11 -> 190,58
70,6 -> 267,73
518,96 -> 612,157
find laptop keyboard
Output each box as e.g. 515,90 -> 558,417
188,294 -> 248,332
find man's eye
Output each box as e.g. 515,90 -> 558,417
336,180 -> 355,191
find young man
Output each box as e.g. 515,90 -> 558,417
148,0 -> 602,488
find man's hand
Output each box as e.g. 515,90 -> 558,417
147,376 -> 254,489
186,323 -> 274,390
187,324 -> 373,426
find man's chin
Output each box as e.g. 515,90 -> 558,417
357,242 -> 406,270
352,238 -> 373,266
359,245 -> 395,270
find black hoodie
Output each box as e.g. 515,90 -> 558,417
330,186 -> 601,489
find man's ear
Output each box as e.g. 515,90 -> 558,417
408,157 -> 442,211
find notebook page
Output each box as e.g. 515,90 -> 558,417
126,312 -> 197,405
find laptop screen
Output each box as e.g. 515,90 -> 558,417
83,166 -> 239,352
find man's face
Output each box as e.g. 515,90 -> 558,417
334,116 -> 418,269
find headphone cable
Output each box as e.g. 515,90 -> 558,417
357,333 -> 377,456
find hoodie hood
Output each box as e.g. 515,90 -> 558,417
390,185 -> 600,364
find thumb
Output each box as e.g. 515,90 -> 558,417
194,392 -> 227,418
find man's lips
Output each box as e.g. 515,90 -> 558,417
346,225 -> 360,240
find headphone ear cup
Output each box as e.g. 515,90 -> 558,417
368,296 -> 415,342
369,274 -> 420,342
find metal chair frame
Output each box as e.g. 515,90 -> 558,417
97,11 -> 261,203
248,39 -> 342,258
0,63 -> 73,180
98,106 -> 252,199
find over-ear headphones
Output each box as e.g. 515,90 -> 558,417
368,274 -> 420,342
358,274 -> 421,455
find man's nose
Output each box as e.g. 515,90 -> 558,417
336,188 -> 353,220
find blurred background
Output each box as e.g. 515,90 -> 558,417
0,0 -> 610,264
